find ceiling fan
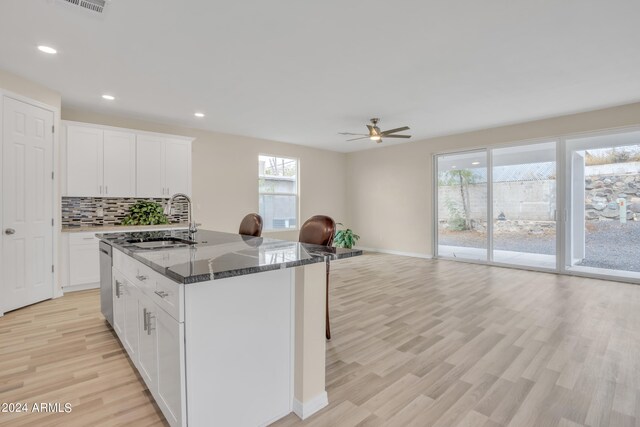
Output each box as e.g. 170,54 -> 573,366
339,118 -> 411,143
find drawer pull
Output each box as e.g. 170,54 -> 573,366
146,311 -> 155,335
136,275 -> 148,282
154,290 -> 169,298
143,308 -> 148,331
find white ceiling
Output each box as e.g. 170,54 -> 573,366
1,0 -> 639,153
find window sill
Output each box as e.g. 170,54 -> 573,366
263,229 -> 299,234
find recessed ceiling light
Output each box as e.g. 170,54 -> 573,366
471,161 -> 480,165
194,112 -> 205,118
37,45 -> 57,54
102,94 -> 115,100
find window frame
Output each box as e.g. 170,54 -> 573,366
258,153 -> 300,232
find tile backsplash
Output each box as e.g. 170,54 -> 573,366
61,197 -> 189,228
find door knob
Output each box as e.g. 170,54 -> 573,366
4,228 -> 15,235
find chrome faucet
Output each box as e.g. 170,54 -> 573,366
164,193 -> 197,235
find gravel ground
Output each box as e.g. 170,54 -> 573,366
439,221 -> 640,272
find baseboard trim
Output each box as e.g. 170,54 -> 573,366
357,246 -> 432,259
63,282 -> 100,294
292,391 -> 328,420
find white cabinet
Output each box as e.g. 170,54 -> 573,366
68,233 -> 100,287
136,134 -> 165,198
138,293 -> 158,391
123,279 -> 140,358
164,139 -> 191,196
66,126 -> 103,197
103,130 -> 136,197
137,135 -> 192,197
113,271 -> 125,337
64,121 -> 192,198
65,125 -> 137,197
156,308 -> 185,426
112,250 -> 186,427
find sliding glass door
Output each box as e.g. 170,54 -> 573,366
565,129 -> 640,279
436,151 -> 488,261
491,142 -> 557,269
436,142 -> 557,270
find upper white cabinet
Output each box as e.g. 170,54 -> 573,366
66,126 -> 104,197
64,121 -> 192,198
137,136 -> 191,197
137,134 -> 165,198
164,138 -> 191,196
103,130 -> 136,197
65,125 -> 136,197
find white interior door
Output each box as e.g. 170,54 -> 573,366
2,96 -> 54,313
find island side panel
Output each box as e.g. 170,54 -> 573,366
293,262 -> 328,419
184,268 -> 293,427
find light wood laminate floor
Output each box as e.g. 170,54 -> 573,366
2,253 -> 640,426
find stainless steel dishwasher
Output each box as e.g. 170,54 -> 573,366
99,240 -> 113,327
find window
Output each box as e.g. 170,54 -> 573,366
259,155 -> 298,231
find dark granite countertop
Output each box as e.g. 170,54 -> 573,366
96,229 -> 362,284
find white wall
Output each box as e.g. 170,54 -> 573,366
61,107 -> 349,241
0,69 -> 61,110
347,102 -> 640,256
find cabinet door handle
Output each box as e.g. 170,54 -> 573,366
115,280 -> 121,298
136,275 -> 148,282
154,290 -> 168,298
146,311 -> 154,335
105,186 -> 108,195
143,308 -> 148,331
99,185 -> 103,194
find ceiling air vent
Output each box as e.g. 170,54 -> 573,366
60,0 -> 106,13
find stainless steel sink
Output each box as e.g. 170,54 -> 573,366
126,237 -> 197,249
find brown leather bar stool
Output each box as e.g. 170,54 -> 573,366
239,213 -> 263,237
298,215 -> 336,340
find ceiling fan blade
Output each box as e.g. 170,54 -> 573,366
380,126 -> 410,136
347,136 -> 370,141
383,134 -> 412,139
366,124 -> 378,136
338,132 -> 368,136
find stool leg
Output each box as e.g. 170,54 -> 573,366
326,260 -> 331,340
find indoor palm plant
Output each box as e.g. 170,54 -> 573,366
334,223 -> 360,249
121,200 -> 169,226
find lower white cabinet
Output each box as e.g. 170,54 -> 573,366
112,252 -> 185,427
137,292 -> 158,389
69,233 -> 100,287
123,279 -> 140,358
112,272 -> 125,337
156,307 -> 185,426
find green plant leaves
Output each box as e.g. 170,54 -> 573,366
334,225 -> 360,249
121,201 -> 169,226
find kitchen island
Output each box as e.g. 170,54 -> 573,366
97,229 -> 361,427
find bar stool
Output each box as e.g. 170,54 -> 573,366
239,213 -> 263,237
298,215 -> 336,339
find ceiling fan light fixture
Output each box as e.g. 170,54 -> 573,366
370,135 -> 381,141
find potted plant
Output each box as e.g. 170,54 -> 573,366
334,223 -> 360,249
121,200 -> 169,226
